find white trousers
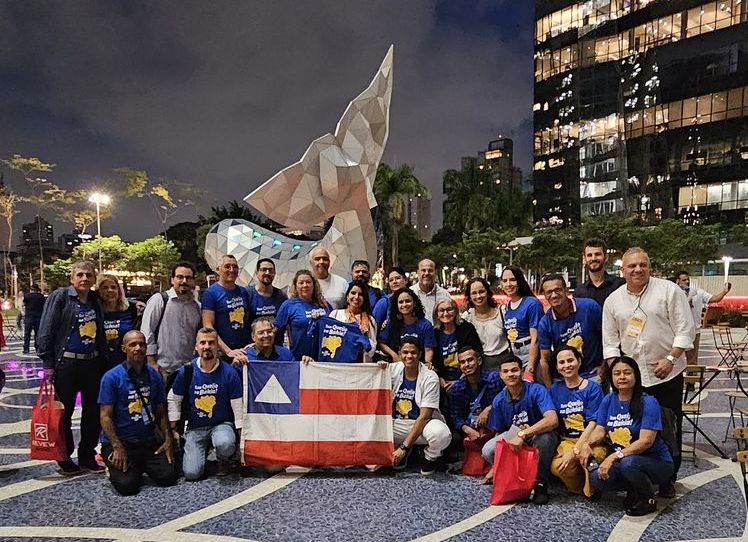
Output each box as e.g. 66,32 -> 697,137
392,418 -> 451,460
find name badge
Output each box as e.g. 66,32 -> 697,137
625,314 -> 646,338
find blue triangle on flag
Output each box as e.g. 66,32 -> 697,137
247,361 -> 300,414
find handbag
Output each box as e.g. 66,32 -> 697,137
462,433 -> 491,476
30,381 -> 67,461
490,440 -> 539,505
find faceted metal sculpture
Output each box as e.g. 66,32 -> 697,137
205,46 -> 393,287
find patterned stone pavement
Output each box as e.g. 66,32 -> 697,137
0,330 -> 745,542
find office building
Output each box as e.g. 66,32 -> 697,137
21,216 -> 54,248
404,193 -> 432,241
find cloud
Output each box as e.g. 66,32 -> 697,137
0,1 -> 532,241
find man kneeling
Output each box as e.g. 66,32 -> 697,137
389,338 -> 451,475
481,355 -> 558,504
99,331 -> 177,495
168,327 -> 243,479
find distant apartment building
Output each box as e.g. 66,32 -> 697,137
478,137 -> 524,192
21,216 -> 54,248
404,193 -> 432,241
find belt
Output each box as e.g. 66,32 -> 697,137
62,351 -> 98,360
511,337 -> 532,348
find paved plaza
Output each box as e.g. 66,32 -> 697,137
0,330 -> 746,542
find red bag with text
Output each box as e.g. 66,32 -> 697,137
490,440 -> 538,505
462,435 -> 491,476
30,381 -> 67,461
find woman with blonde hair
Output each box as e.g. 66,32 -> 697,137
96,273 -> 138,369
274,269 -> 330,360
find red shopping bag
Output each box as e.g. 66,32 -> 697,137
490,440 -> 538,505
30,381 -> 67,461
462,435 -> 491,476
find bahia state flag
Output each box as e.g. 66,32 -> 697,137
241,361 -> 394,466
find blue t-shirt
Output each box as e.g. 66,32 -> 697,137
435,331 -> 460,381
309,315 -> 372,362
596,392 -> 672,463
537,297 -> 603,377
372,296 -> 391,326
487,381 -> 556,433
103,309 -> 134,366
202,283 -> 251,350
98,363 -> 166,443
274,298 -> 330,359
170,360 -> 242,429
550,379 -> 604,439
449,371 -> 504,430
245,344 -> 295,361
393,377 -> 419,420
247,285 -> 288,345
503,296 -> 543,343
378,318 -> 436,350
65,301 -> 98,354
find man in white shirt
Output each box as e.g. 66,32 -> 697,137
602,247 -> 695,497
309,247 -> 349,309
410,259 -> 450,324
675,270 -> 730,366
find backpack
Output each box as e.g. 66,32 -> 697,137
148,292 -> 170,339
165,362 -> 194,435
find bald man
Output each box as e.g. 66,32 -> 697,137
410,259 -> 450,324
309,247 -> 349,309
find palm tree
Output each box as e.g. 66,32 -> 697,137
373,163 -> 429,267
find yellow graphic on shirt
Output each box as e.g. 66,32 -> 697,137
396,399 -> 414,417
195,395 -> 216,417
444,351 -> 458,369
507,328 -> 519,342
105,328 -> 118,341
229,307 -> 245,325
128,399 -> 144,415
610,427 -> 632,448
322,335 -> 343,357
565,413 -> 585,433
566,335 -> 584,352
79,320 -> 97,340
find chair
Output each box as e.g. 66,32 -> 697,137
734,426 -> 748,507
682,365 -> 705,465
712,325 -> 748,368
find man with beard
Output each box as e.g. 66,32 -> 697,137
142,262 -> 202,379
350,260 -> 383,309
202,255 -> 251,365
410,259 -> 451,324
247,259 -> 287,345
167,327 -> 243,479
310,247 -> 349,309
575,238 -> 625,307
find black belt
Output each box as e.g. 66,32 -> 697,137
62,351 -> 98,360
511,337 -> 532,348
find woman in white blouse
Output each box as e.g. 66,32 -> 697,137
461,277 -> 511,371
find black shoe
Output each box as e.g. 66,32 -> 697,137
657,482 -> 676,498
626,498 -> 657,516
420,457 -> 437,476
22,350 -> 30,354
623,490 -> 638,508
56,459 -> 81,476
79,458 -> 105,473
217,461 -> 232,477
531,482 -> 549,505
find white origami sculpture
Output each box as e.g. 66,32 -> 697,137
205,46 -> 393,287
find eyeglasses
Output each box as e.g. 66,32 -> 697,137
437,307 -> 455,314
174,275 -> 195,281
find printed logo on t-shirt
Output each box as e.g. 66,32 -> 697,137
505,316 -> 519,341
227,297 -> 246,330
512,410 -> 529,428
560,322 -> 583,352
607,412 -> 633,448
78,308 -> 97,345
193,383 -> 218,418
104,319 -> 120,342
127,386 -> 151,423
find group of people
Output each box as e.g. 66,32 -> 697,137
32,239 -> 729,515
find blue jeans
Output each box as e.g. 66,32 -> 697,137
182,422 -> 236,481
591,454 -> 674,499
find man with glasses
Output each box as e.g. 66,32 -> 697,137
142,262 -> 202,379
247,258 -> 287,345
537,274 -> 603,386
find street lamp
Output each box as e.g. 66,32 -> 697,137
88,192 -> 111,273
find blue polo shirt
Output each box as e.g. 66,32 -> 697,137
274,298 -> 330,359
170,360 -> 242,429
550,380 -> 604,439
487,381 -> 556,433
245,344 -> 295,361
202,283 -> 251,350
98,362 -> 166,443
537,297 -> 603,377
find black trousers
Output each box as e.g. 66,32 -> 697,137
54,357 -> 104,462
644,371 -> 683,483
102,436 -> 178,496
23,315 -> 41,351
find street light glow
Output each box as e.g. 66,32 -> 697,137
88,192 -> 111,205
89,191 -> 112,273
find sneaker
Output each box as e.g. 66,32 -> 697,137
420,458 -> 437,476
657,482 -> 676,498
531,482 -> 549,505
217,461 -> 232,477
393,448 -> 411,471
626,497 -> 657,516
79,458 -> 105,473
56,459 -> 81,476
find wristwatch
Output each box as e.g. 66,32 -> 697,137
666,354 -> 676,364
399,443 -> 410,452
616,450 -> 625,460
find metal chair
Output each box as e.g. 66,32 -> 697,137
712,325 -> 748,368
682,365 -> 705,465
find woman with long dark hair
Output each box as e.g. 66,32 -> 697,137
500,266 -> 543,377
329,281 -> 377,363
377,288 -> 434,365
461,277 -> 510,371
584,356 -> 674,516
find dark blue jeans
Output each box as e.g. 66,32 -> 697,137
23,315 -> 41,351
591,455 -> 674,500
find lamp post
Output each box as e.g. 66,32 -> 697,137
88,192 -> 110,273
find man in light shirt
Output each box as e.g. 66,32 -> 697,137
602,247 -> 694,498
309,247 -> 349,309
410,259 -> 450,324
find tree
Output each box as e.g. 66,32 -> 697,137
372,163 -> 429,267
580,214 -> 641,257
124,236 -> 180,286
461,227 -> 517,278
72,235 -> 128,271
43,257 -> 73,290
515,226 -> 583,276
640,219 -> 720,275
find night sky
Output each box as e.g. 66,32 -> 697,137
0,1 -> 534,241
